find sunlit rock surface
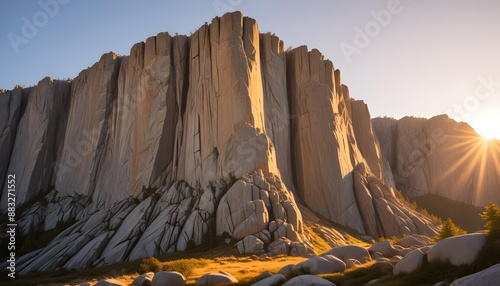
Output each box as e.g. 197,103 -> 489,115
0,11 -> 471,275
373,115 -> 500,206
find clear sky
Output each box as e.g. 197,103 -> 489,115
1,0 -> 499,139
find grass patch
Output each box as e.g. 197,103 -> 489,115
163,258 -> 209,279
304,225 -> 332,254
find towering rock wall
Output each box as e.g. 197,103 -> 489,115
373,115 -> 500,207
0,11 -> 440,274
284,46 -> 430,237
1,79 -> 70,206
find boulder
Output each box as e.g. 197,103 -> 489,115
277,264 -> 295,276
250,271 -> 272,283
251,274 -> 286,286
390,255 -> 403,263
293,255 -> 345,275
370,252 -> 383,260
427,233 -> 486,266
268,237 -> 291,256
94,279 -> 126,286
290,241 -> 314,257
397,248 -> 413,257
132,272 -> 154,286
395,235 -> 430,248
151,271 -> 186,286
236,235 -> 265,255
282,275 -> 335,286
450,263 -> 500,285
194,271 -> 238,285
393,249 -> 426,275
323,245 -> 371,263
345,259 -> 361,268
369,241 -> 398,257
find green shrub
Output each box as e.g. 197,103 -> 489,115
138,257 -> 163,273
163,258 -> 208,278
433,218 -> 466,242
480,202 -> 500,241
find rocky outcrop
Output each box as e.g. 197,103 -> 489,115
1,78 -> 70,206
0,88 -> 26,198
195,271 -> 238,285
292,255 -> 346,275
151,271 -> 186,286
427,233 -> 487,266
0,11 -> 444,275
373,115 -> 500,206
282,275 -> 335,286
393,248 -> 425,275
132,272 -> 154,286
450,263 -> 500,286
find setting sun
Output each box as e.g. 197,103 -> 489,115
470,120 -> 500,140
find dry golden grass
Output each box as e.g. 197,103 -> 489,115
42,255 -> 306,286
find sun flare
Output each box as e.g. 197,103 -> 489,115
469,118 -> 500,140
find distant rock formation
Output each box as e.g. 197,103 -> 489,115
0,12 -> 439,274
373,115 -> 500,207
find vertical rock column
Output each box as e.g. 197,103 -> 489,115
177,12 -> 278,188
286,46 -> 364,232
0,89 -> 25,206
56,53 -> 121,204
260,33 -> 294,192
2,78 -> 70,206
93,32 -> 189,203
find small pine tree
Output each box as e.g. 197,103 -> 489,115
433,218 -> 466,242
480,202 -> 500,241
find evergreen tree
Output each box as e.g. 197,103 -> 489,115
480,202 -> 500,241
433,218 -> 466,242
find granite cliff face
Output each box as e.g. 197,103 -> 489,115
373,115 -> 500,207
0,12 -> 439,274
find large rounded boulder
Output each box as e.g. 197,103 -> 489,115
427,233 -> 486,266
151,271 -> 186,286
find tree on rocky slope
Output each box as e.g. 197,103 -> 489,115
433,218 -> 466,242
480,202 -> 500,241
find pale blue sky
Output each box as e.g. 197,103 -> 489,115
1,0 -> 499,138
